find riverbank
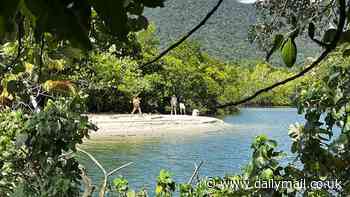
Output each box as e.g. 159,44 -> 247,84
87,114 -> 232,139
79,108 -> 299,193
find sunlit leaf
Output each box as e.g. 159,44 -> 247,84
126,191 -> 136,197
280,38 -> 297,67
260,168 -> 274,179
43,80 -> 76,95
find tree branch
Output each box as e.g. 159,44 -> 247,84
217,51 -> 328,108
107,162 -> 134,177
308,23 -> 330,48
310,37 -> 329,48
79,165 -> 95,197
140,0 -> 224,69
38,35 -> 45,80
76,147 -> 107,197
76,147 -> 133,197
188,161 -> 204,185
23,81 -> 41,112
217,0 -> 347,108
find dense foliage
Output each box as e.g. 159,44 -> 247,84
145,0 -> 320,62
0,0 -> 164,196
0,0 -> 165,50
65,24 -> 306,115
1,0 -> 350,196
0,98 -> 96,196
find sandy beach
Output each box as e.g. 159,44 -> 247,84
87,114 -> 232,139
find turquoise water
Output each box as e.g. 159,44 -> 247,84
77,108 -> 304,193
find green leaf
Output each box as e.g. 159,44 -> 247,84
62,47 -> 85,60
343,49 -> 350,57
280,38 -> 297,68
113,177 -> 129,193
266,34 -> 284,61
6,80 -> 18,94
255,156 -> 267,168
273,34 -> 284,48
12,63 -> 25,74
291,142 -> 298,153
155,185 -> 163,194
127,2 -> 144,15
88,0 -> 128,39
266,139 -> 278,148
15,133 -> 28,147
126,190 -> 136,197
179,183 -> 192,194
322,29 -> 337,44
25,0 -> 92,50
308,23 -> 315,39
260,168 -> 274,179
128,15 -> 149,32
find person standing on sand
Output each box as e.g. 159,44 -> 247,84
170,95 -> 177,115
131,96 -> 142,115
179,102 -> 186,115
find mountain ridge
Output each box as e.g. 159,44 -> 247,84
145,0 -> 318,64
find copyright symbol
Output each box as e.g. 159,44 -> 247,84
207,177 -> 215,188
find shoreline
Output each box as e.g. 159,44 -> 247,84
87,114 -> 233,139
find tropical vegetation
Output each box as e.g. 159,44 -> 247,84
0,0 -> 350,196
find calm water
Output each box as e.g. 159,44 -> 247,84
77,108 -> 304,193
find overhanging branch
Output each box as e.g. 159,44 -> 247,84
140,0 -> 224,69
217,0 -> 346,108
217,50 -> 329,108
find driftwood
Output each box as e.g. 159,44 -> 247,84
188,161 -> 204,185
79,165 -> 95,197
77,147 -> 133,197
76,147 -> 204,196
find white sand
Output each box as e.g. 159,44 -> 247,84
87,114 -> 233,139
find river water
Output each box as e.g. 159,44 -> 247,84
77,108 -> 305,193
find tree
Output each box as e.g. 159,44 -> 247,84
1,0 -> 350,196
0,1 -> 165,196
0,0 -> 164,50
106,0 -> 350,196
218,0 -> 348,108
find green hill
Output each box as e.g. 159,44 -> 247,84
145,0 -> 318,64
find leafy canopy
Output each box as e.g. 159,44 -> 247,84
0,0 -> 165,49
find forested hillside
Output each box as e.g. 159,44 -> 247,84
145,0 -> 318,63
